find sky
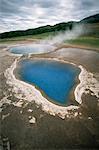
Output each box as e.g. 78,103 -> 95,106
0,0 -> 99,33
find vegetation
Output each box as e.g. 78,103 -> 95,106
80,14 -> 99,24
0,32 -> 55,43
0,14 -> 99,40
67,37 -> 99,49
0,22 -> 74,39
0,14 -> 99,49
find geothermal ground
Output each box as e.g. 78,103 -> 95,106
0,41 -> 99,149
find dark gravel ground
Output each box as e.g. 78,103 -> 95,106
0,44 -> 99,150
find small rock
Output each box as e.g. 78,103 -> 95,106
29,116 -> 36,124
28,109 -> 33,113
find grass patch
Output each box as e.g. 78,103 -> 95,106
0,32 -> 56,44
66,37 -> 99,48
0,31 -> 99,50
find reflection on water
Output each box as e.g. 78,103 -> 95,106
10,44 -> 55,54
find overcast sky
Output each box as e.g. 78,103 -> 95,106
0,0 -> 99,33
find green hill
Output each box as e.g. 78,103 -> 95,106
0,13 -> 99,39
80,14 -> 99,24
0,22 -> 75,39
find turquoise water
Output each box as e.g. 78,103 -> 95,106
10,44 -> 55,54
19,60 -> 80,104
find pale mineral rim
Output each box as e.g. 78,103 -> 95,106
4,57 -> 99,119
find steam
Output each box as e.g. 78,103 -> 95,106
42,24 -> 87,45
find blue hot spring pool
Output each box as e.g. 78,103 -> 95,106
19,60 -> 80,104
10,44 -> 55,54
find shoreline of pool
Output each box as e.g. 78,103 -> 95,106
15,57 -> 80,107
4,56 -> 99,119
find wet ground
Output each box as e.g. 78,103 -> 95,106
0,42 -> 99,150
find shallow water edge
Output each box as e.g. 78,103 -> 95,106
4,57 -> 99,119
18,59 -> 80,105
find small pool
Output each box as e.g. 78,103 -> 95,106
10,44 -> 55,55
18,60 -> 80,104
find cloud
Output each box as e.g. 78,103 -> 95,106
0,0 -> 99,33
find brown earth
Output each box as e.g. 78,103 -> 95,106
0,42 -> 99,150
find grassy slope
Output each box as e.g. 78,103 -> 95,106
66,37 -> 99,49
66,23 -> 99,49
0,23 -> 99,50
0,32 -> 55,43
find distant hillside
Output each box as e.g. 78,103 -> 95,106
0,13 -> 99,39
0,22 -> 76,39
80,14 -> 99,23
